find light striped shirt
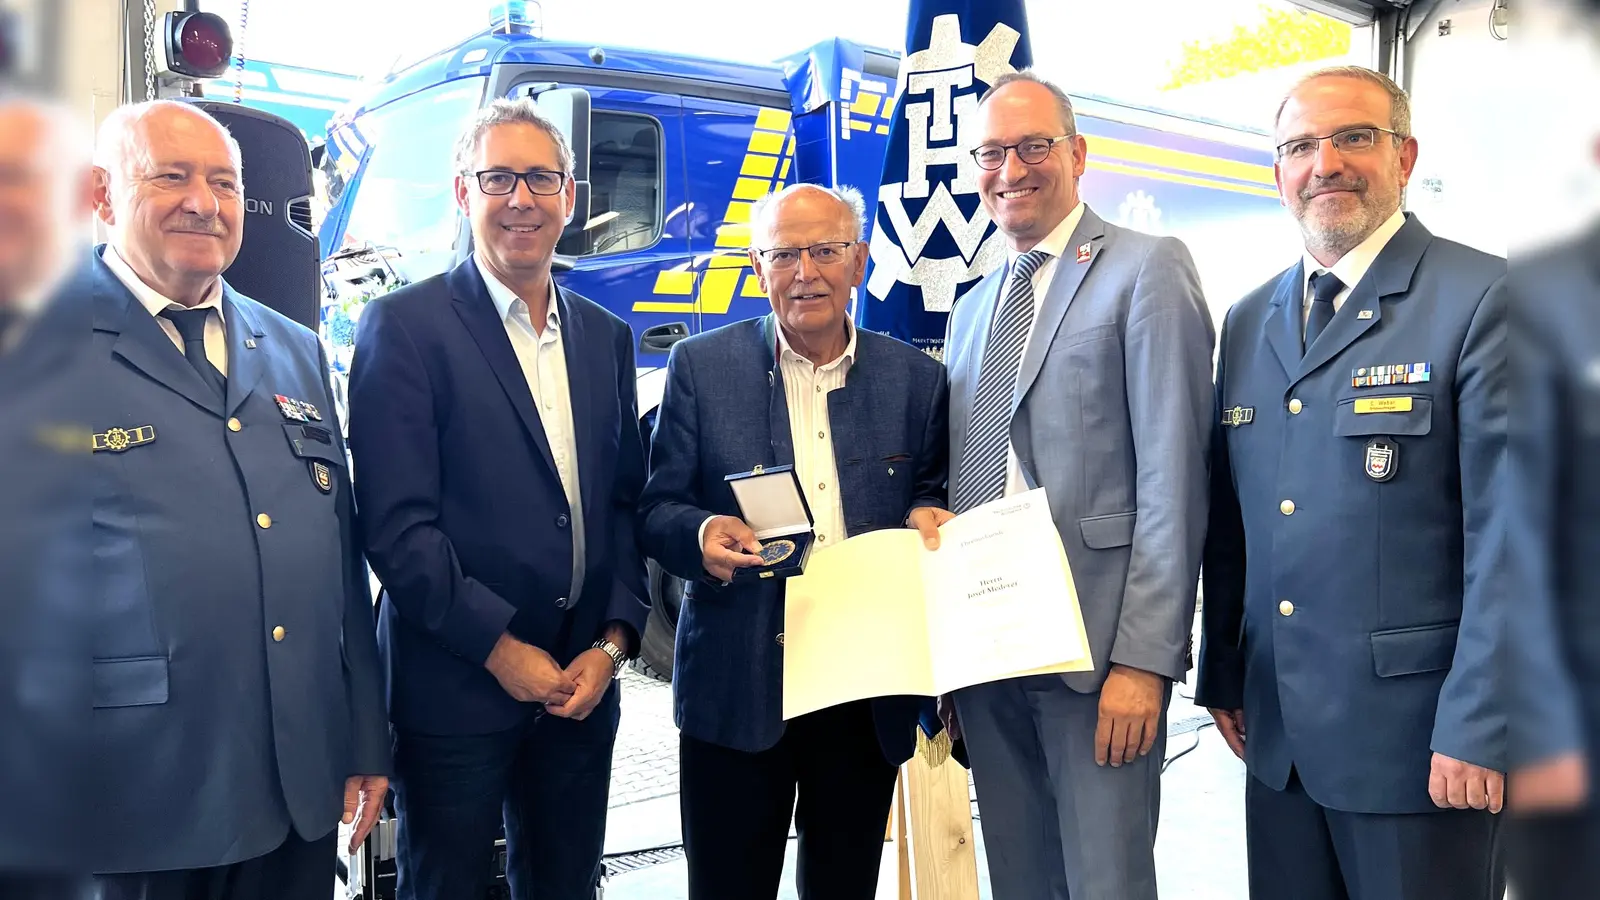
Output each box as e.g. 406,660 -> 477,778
774,316 -> 857,548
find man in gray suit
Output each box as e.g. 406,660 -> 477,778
938,71 -> 1215,899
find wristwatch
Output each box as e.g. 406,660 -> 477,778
592,638 -> 627,679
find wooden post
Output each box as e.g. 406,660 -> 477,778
896,731 -> 980,899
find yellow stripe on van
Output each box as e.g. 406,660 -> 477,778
1085,158 -> 1280,199
1091,135 -> 1276,188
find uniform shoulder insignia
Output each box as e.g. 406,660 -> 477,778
92,425 -> 156,453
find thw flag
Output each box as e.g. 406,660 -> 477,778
858,0 -> 1033,359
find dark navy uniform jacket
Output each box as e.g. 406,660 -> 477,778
1196,215 -> 1506,814
89,249 -> 390,872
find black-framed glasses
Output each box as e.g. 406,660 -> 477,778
473,169 -> 568,196
1275,127 -> 1403,162
970,134 -> 1074,170
753,241 -> 859,270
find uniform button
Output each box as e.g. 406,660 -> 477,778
776,633 -> 785,646
1280,500 -> 1295,516
1288,399 -> 1303,414
1279,600 -> 1295,617
555,596 -> 570,610
272,625 -> 286,641
556,514 -> 569,528
227,417 -> 242,432
257,513 -> 272,529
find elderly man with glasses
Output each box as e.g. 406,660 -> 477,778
347,97 -> 650,900
1195,66 -> 1508,900
639,182 -> 949,900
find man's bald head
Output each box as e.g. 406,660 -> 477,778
91,100 -> 246,307
0,93 -> 95,311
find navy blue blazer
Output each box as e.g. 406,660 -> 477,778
0,267 -> 95,872
88,250 -> 390,872
1505,228 -> 1599,773
1196,215 -> 1506,814
638,315 -> 948,762
347,259 -> 650,737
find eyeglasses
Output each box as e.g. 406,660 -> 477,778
970,135 -> 1074,170
472,169 -> 568,196
1275,127 -> 1403,162
753,241 -> 858,270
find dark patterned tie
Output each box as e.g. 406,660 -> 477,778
1305,271 -> 1345,355
953,250 -> 1051,513
160,308 -> 227,399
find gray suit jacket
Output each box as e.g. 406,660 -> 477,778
945,205 -> 1215,691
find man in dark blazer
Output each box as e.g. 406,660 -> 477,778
85,100 -> 391,899
347,98 -> 650,900
1196,67 -> 1507,900
0,93 -> 96,896
638,183 -> 948,899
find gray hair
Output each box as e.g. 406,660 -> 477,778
453,98 -> 574,177
979,70 -> 1079,136
94,100 -> 243,178
748,183 -> 867,244
1274,65 -> 1412,139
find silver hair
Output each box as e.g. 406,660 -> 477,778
93,100 -> 243,178
453,98 -> 575,177
748,183 -> 868,245
1274,65 -> 1412,138
979,69 -> 1079,136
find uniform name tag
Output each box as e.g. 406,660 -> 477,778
1354,397 -> 1413,414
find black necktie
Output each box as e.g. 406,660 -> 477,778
1305,271 -> 1344,355
160,308 -> 226,399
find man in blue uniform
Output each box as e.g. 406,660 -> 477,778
1196,67 -> 1506,899
86,100 -> 391,900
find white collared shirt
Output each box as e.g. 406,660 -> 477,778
1301,208 -> 1407,330
103,244 -> 227,372
776,316 -> 857,549
476,256 -> 586,600
994,201 -> 1085,498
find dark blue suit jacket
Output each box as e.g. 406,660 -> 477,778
1505,228 -> 1599,773
1196,215 -> 1506,814
638,315 -> 948,762
88,250 -> 390,872
347,259 -> 650,737
0,266 -> 94,872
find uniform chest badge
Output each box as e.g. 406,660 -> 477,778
311,461 -> 333,494
1365,438 -> 1398,482
1352,362 -> 1430,388
92,425 -> 156,452
274,394 -> 322,422
1221,406 -> 1254,427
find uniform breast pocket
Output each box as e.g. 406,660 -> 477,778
1333,395 -> 1433,437
283,422 -> 346,496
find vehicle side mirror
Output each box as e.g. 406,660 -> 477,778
530,86 -> 593,245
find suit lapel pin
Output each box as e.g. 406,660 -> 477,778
1356,310 -> 1373,320
1076,242 -> 1093,264
245,338 -> 257,349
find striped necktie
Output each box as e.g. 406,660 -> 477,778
953,250 -> 1050,513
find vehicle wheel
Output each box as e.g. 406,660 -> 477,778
631,558 -> 682,682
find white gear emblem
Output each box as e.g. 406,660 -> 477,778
867,15 -> 1022,313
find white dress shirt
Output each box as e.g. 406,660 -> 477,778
775,316 -> 857,549
1300,208 -> 1407,331
103,244 -> 227,373
995,201 -> 1086,498
696,316 -> 859,557
477,256 -> 586,600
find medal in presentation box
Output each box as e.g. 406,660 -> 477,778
724,464 -> 815,582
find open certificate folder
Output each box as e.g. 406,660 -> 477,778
782,488 -> 1094,720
